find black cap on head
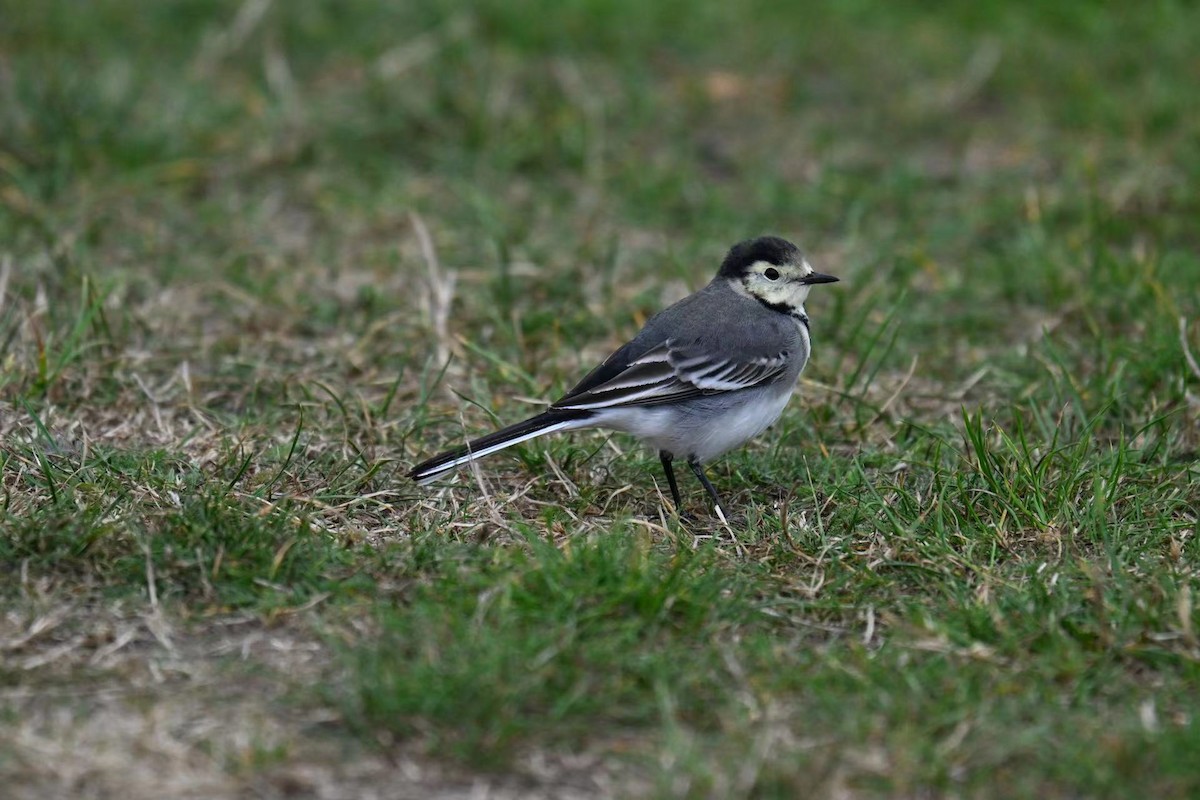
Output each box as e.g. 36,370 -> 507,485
718,236 -> 802,278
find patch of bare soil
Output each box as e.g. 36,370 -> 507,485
0,604 -> 636,800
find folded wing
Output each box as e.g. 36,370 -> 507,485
552,340 -> 790,411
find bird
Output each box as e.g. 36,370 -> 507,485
409,235 -> 839,518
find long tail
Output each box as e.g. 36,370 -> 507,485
409,410 -> 592,485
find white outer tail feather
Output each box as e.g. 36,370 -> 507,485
412,419 -> 578,485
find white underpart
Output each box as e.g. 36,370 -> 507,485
593,384 -> 795,463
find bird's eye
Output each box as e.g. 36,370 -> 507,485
764,268 -> 780,281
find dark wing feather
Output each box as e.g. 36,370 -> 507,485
551,340 -> 789,412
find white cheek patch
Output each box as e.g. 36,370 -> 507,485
729,265 -> 812,308
760,283 -> 793,304
762,281 -> 810,307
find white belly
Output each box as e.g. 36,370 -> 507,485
593,385 -> 795,463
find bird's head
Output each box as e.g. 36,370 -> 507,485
718,235 -> 838,312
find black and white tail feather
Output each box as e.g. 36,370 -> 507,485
409,411 -> 588,486
408,235 -> 839,516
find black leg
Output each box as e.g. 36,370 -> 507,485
659,451 -> 683,510
687,457 -> 726,518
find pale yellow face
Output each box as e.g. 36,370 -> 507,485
735,258 -> 819,309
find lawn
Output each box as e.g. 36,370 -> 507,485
2,1 -> 1199,797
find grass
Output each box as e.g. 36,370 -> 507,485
2,0 -> 1199,796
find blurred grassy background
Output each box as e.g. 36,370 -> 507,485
2,1 -> 1199,797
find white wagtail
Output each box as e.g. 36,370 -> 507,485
409,236 -> 839,517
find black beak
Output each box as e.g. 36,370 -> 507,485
800,272 -> 839,285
